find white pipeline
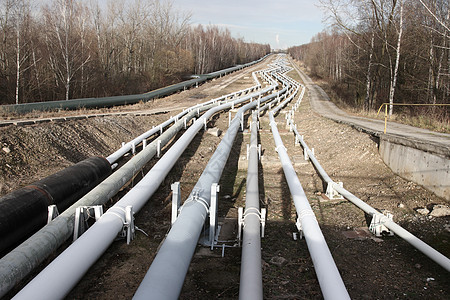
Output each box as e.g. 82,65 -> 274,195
268,61 -> 350,300
239,111 -> 263,300
289,100 -> 450,272
12,82 -> 277,300
133,83 -> 285,300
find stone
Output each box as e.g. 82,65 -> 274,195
269,256 -> 287,266
416,208 -> 429,215
2,147 -> 10,154
430,205 -> 450,217
206,127 -> 222,137
397,203 -> 405,208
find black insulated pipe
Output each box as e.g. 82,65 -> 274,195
0,156 -> 111,257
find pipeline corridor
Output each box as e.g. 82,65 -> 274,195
1,54 -> 449,299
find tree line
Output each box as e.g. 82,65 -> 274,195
0,0 -> 270,105
288,0 -> 449,118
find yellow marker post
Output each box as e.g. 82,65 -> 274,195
384,104 -> 388,133
376,103 -> 450,134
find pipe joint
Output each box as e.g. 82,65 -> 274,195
104,206 -> 128,225
105,205 -> 136,244
183,194 -> 210,213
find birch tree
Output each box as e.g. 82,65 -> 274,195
387,0 -> 403,116
14,0 -> 32,104
0,0 -> 14,101
44,0 -> 90,100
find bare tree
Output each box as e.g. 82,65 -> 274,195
0,0 -> 269,103
291,0 -> 448,123
419,0 -> 450,35
319,0 -> 378,111
0,0 -> 15,102
14,0 -> 33,104
387,0 -> 403,116
44,0 -> 90,100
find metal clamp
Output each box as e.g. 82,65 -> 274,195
304,147 -> 314,160
209,183 -> 220,249
111,206 -> 136,244
183,189 -> 209,213
157,140 -> 162,158
326,182 -> 344,200
369,211 -> 394,237
237,207 -> 267,246
295,209 -> 316,240
131,142 -> 136,155
123,206 -> 135,245
295,218 -> 303,239
47,205 -> 59,224
246,144 -> 262,160
73,205 -> 104,241
291,123 -> 297,133
171,182 -> 181,225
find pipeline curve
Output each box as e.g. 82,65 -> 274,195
1,54 -> 449,299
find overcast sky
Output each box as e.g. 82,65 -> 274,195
170,0 -> 326,49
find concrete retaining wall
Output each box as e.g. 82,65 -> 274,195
379,137 -> 450,201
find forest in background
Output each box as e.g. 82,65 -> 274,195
288,0 -> 449,122
0,0 -> 270,105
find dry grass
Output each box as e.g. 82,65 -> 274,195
317,80 -> 450,134
390,113 -> 450,133
290,59 -> 450,134
0,100 -> 153,120
336,104 -> 450,134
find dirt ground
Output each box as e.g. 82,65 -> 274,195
1,57 -> 449,299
